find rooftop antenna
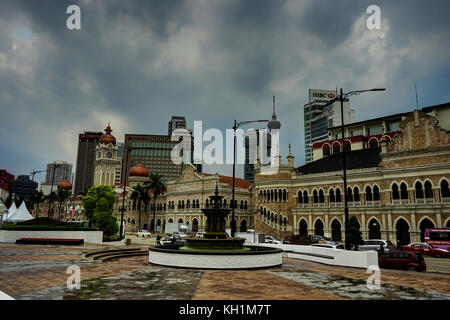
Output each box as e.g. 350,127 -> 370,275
414,82 -> 419,110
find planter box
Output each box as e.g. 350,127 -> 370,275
0,230 -> 103,244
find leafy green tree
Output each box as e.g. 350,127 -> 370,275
82,185 -> 118,235
145,173 -> 166,233
345,216 -> 364,250
130,184 -> 150,230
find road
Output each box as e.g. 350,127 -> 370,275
425,257 -> 450,274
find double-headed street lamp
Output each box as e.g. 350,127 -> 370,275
231,119 -> 269,238
326,88 -> 386,250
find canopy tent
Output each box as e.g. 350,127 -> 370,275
6,201 -> 33,222
2,202 -> 18,222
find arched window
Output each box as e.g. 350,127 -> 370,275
353,187 -> 360,202
369,139 -> 379,148
205,199 -> 209,208
365,186 -> 373,201
347,187 -> 353,202
415,181 -> 424,199
343,141 -> 351,153
400,182 -> 408,199
373,185 -> 380,201
260,206 -> 263,215
274,189 -> 278,202
186,200 -> 190,209
283,189 -> 287,202
297,190 -> 303,204
323,145 -> 330,156
441,180 -> 450,199
244,200 -> 248,210
424,181 -> 433,199
332,143 -> 341,154
303,190 -> 309,205
313,190 -> 318,203
319,190 -> 325,203
278,189 -> 282,201
240,200 -> 243,209
329,189 -> 335,203
336,188 -> 342,203
392,183 -> 399,200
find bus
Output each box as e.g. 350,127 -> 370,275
424,227 -> 450,251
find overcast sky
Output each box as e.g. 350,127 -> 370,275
1,0 -> 449,181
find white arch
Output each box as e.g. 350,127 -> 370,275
366,216 -> 383,231
313,217 -> 325,227
329,217 -> 342,229
417,216 -> 436,230
393,216 -> 411,230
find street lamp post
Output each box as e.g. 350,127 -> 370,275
120,147 -> 132,239
330,88 -> 386,249
231,119 -> 269,237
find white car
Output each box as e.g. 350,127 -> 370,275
137,229 -> 151,238
172,231 -> 188,239
265,236 -> 282,244
196,232 -> 205,238
311,242 -> 344,249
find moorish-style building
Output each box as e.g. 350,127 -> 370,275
115,163 -> 255,233
255,110 -> 450,245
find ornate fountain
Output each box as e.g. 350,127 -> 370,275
184,183 -> 245,250
148,183 -> 282,269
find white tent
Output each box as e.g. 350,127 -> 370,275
6,201 -> 33,222
2,202 -> 17,222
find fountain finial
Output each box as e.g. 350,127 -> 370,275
214,181 -> 219,196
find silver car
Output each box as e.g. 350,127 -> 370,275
359,239 -> 395,252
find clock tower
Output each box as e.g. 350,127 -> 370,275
93,124 -> 120,187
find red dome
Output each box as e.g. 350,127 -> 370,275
130,163 -> 149,177
58,179 -> 72,190
99,124 -> 116,145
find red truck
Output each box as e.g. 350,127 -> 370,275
283,234 -> 322,245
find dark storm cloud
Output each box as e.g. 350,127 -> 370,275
0,0 -> 449,179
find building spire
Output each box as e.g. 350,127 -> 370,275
268,92 -> 281,131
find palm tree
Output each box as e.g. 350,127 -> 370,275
130,184 -> 150,231
30,190 -> 44,217
55,187 -> 72,221
145,173 -> 166,233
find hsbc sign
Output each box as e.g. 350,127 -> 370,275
309,89 -> 337,102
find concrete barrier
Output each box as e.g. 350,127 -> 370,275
246,243 -> 378,269
0,230 -> 103,244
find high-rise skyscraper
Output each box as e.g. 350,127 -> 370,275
73,131 -> 103,195
244,94 -> 280,183
303,89 -> 355,163
168,116 -> 187,136
40,161 -> 73,195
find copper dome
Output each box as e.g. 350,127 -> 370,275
58,179 -> 72,190
99,124 -> 116,145
130,163 -> 149,177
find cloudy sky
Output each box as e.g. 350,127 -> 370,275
1,0 -> 449,181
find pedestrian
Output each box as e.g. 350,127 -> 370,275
156,234 -> 161,246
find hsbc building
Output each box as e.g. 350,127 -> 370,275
303,89 -> 355,163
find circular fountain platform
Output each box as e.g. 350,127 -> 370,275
149,244 -> 283,269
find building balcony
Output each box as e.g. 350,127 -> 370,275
415,198 -> 434,204
366,200 -> 381,206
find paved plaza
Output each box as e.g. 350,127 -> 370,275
1,242 -> 450,300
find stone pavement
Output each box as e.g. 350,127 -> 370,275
1,243 -> 449,300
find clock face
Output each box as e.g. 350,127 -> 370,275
107,152 -> 113,158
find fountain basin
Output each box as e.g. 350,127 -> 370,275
149,244 -> 283,269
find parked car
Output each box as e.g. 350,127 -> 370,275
378,251 -> 426,272
283,235 -> 319,245
402,242 -> 449,258
265,236 -> 282,244
172,231 -> 188,239
137,229 -> 151,238
358,239 -> 395,252
196,232 -> 205,238
311,242 -> 344,249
